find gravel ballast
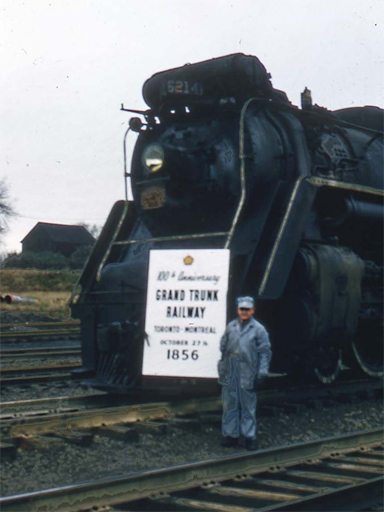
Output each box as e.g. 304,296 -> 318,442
0,380 -> 105,402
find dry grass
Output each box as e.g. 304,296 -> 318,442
0,269 -> 80,320
0,269 -> 80,293
1,291 -> 73,319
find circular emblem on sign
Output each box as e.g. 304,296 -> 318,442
184,255 -> 194,265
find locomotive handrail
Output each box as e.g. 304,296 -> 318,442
225,97 -> 257,249
112,232 -> 229,245
258,175 -> 308,296
258,175 -> 384,297
123,125 -> 131,200
95,200 -> 130,282
307,177 -> 384,196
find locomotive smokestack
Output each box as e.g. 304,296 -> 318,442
301,87 -> 312,110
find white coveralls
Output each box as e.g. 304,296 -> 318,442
218,317 -> 271,440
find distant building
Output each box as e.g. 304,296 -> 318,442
21,222 -> 95,257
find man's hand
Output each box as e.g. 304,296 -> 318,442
254,372 -> 268,389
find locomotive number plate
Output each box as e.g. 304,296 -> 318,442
143,249 -> 230,379
141,186 -> 165,210
166,80 -> 203,96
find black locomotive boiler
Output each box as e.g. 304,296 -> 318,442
71,54 -> 383,395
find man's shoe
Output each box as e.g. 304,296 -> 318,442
221,436 -> 238,447
245,438 -> 258,451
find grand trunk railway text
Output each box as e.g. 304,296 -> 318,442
155,287 -> 219,356
157,287 -> 219,319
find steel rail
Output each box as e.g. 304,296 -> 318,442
0,363 -> 81,386
1,346 -> 80,354
0,428 -> 382,512
0,393 -> 111,420
0,321 -> 80,331
0,363 -> 80,376
0,347 -> 81,359
0,329 -> 80,341
263,476 -> 384,511
0,373 -> 73,386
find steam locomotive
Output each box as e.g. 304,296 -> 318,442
71,54 -> 383,395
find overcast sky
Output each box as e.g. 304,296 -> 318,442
1,0 -> 383,254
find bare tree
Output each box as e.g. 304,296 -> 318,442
78,222 -> 102,239
0,179 -> 16,238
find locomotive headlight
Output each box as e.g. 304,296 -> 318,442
143,144 -> 164,173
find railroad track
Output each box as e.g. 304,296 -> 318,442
1,378 -> 381,438
0,346 -> 81,360
1,428 -> 382,512
0,379 -> 382,509
0,362 -> 81,386
0,321 -> 80,343
0,392 -> 111,420
0,322 -> 82,384
0,395 -> 222,439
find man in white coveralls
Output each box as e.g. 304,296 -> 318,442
218,296 -> 272,450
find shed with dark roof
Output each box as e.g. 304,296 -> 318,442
21,222 -> 95,257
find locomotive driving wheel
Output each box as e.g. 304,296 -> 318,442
352,323 -> 384,377
312,345 -> 342,384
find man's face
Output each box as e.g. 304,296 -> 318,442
237,307 -> 254,322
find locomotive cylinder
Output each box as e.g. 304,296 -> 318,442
323,197 -> 383,227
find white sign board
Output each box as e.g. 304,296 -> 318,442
143,249 -> 230,378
